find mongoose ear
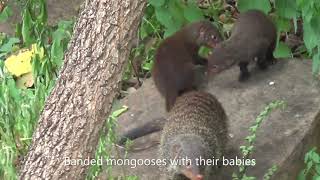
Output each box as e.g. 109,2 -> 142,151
199,25 -> 207,36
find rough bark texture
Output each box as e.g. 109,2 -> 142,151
19,0 -> 147,179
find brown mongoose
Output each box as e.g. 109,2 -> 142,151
207,9 -> 277,81
159,91 -> 229,180
152,20 -> 223,111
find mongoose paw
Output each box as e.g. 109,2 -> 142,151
257,61 -> 269,71
269,58 -> 277,65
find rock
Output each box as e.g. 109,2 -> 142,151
105,59 -> 320,179
127,87 -> 137,94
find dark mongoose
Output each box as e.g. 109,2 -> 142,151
152,20 -> 223,111
117,117 -> 166,145
207,9 -> 277,81
159,91 -> 229,180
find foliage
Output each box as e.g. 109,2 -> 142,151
0,0 -> 73,179
232,100 -> 286,180
0,5 -> 13,22
296,0 -> 320,74
149,0 -> 205,37
0,36 -> 20,58
122,5 -> 161,84
86,106 -> 129,179
238,0 -> 272,14
298,148 -> 320,180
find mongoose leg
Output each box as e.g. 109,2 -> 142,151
238,61 -> 250,81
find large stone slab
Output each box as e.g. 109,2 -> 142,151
107,59 -> 320,179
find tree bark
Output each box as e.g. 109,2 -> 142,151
19,0 -> 147,179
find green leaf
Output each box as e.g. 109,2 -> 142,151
296,0 -> 306,8
139,24 -> 149,40
306,161 -> 313,174
142,61 -> 153,71
183,2 -> 204,22
310,15 -> 320,37
57,20 -> 73,31
22,9 -> 34,45
0,52 -> 6,59
155,6 -> 182,37
274,16 -> 292,32
198,46 -> 211,57
37,0 -> 48,24
168,0 -> 185,24
275,0 -> 297,19
164,25 -> 180,37
0,38 -> 20,53
311,150 -> 320,163
148,0 -> 166,7
155,6 -> 173,28
50,40 -> 64,68
7,78 -> 21,101
303,21 -> 318,53
0,6 -> 13,22
316,164 -> 320,174
273,42 -> 292,58
312,175 -> 320,180
237,0 -> 271,14
111,106 -> 128,117
52,29 -> 65,43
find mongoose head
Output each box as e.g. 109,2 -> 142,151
185,20 -> 223,48
167,135 -> 210,180
196,21 -> 223,48
207,43 -> 237,74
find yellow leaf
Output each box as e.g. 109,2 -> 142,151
5,49 -> 33,77
4,44 -> 44,77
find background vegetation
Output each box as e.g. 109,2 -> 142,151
0,0 -> 319,179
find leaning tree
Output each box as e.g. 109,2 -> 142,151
20,0 -> 147,179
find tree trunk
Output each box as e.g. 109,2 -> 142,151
19,0 -> 147,179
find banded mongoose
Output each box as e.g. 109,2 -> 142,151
152,20 -> 223,111
208,9 -> 277,81
159,91 -> 228,180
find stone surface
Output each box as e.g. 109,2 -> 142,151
107,59 -> 320,179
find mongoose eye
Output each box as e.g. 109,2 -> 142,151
186,161 -> 191,166
211,65 -> 219,69
211,35 -> 216,40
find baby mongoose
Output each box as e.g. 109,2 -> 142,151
152,20 -> 223,111
159,91 -> 228,180
208,9 -> 277,81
